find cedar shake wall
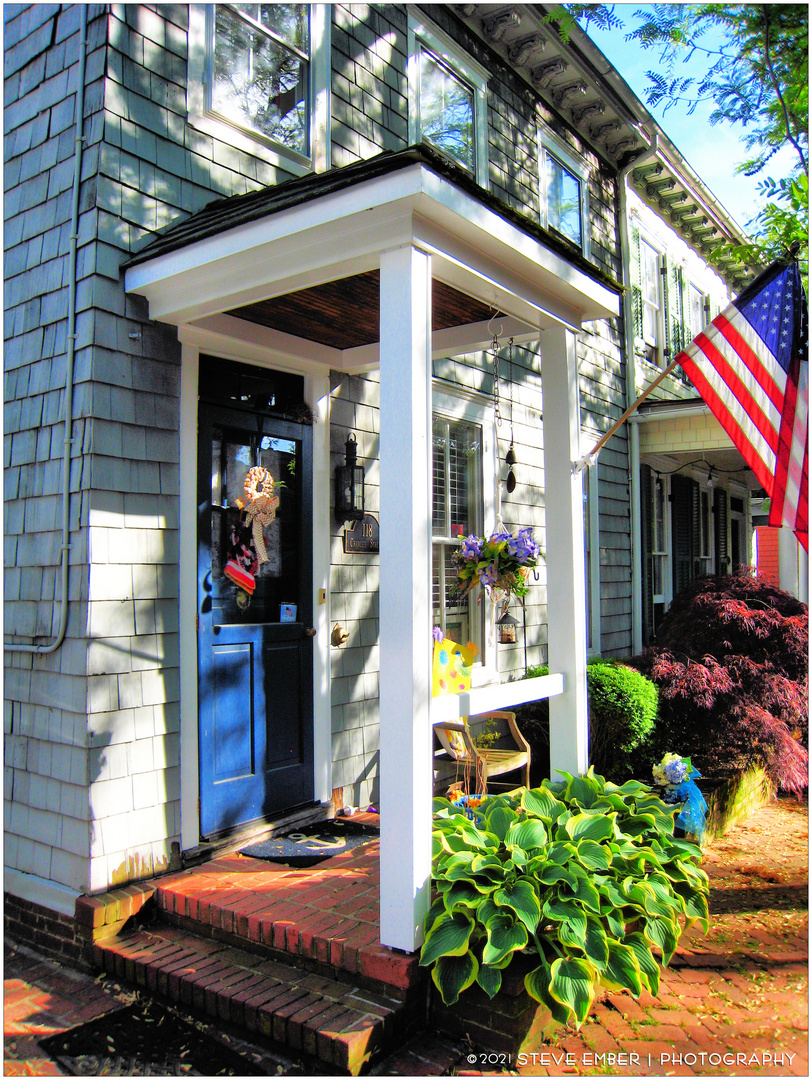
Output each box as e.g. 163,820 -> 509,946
5,2 -> 631,890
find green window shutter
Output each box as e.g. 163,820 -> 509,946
640,465 -> 655,646
671,263 -> 685,357
714,488 -> 729,574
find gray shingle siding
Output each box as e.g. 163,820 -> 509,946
5,2 -> 635,895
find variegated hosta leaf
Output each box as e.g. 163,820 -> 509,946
505,817 -> 549,852
564,812 -> 616,843
493,879 -> 541,933
476,962 -> 503,998
484,805 -> 519,841
546,840 -> 578,865
625,931 -> 661,996
543,895 -> 587,935
481,914 -> 528,966
575,839 -> 611,872
602,938 -> 642,996
419,910 -> 474,967
431,951 -> 479,1005
562,872 -> 602,914
565,774 -> 600,808
643,914 -> 679,966
442,880 -> 488,913
470,853 -> 508,878
548,956 -> 597,1026
539,863 -> 578,888
521,786 -> 562,820
581,916 -> 609,971
525,961 -> 571,1024
674,882 -> 710,931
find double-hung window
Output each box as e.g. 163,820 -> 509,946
211,5 -> 309,154
687,282 -> 708,338
651,473 -> 668,603
188,4 -> 329,173
539,129 -> 590,257
408,15 -> 489,186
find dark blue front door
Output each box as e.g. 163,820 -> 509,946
197,390 -> 314,839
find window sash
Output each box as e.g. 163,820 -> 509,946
546,153 -> 582,247
418,44 -> 476,174
211,4 -> 310,155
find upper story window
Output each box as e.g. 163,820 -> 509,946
408,15 -> 489,186
188,4 -> 330,175
687,282 -> 709,339
212,5 -> 310,155
539,128 -> 590,257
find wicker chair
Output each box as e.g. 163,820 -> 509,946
435,710 -> 531,795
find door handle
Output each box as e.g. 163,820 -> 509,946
304,627 -> 317,638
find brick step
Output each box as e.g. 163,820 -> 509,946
91,924 -> 409,1075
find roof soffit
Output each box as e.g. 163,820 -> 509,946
455,3 -> 753,290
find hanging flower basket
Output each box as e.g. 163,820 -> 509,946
453,528 -> 540,602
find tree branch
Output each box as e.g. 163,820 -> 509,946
762,4 -> 808,172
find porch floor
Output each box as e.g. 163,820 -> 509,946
76,812 -> 428,1074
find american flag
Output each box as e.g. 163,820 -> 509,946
676,255 -> 808,552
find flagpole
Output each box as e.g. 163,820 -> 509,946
573,357 -> 681,474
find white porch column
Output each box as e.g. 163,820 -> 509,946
378,245 -> 433,952
540,323 -> 589,776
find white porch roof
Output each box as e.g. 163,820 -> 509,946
125,146 -> 621,953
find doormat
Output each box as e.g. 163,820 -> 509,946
39,1000 -> 263,1076
240,818 -> 379,866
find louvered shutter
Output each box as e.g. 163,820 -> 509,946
671,474 -> 694,596
714,488 -> 729,574
640,465 -> 655,646
690,479 -> 702,578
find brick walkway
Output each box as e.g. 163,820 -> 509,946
5,798 -> 808,1076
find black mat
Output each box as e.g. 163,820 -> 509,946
39,1000 -> 262,1075
240,817 -> 379,866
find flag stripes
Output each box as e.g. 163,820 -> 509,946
674,256 -> 808,552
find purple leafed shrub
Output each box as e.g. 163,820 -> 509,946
630,570 -> 808,795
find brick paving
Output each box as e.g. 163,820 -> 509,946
5,798 -> 808,1076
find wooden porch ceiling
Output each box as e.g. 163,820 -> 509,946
227,269 -> 495,350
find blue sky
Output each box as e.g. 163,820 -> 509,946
582,10 -> 795,236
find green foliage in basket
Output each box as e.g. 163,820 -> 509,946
420,768 -> 709,1026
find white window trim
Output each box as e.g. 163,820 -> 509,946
651,469 -> 671,606
407,9 -> 489,187
187,4 -> 331,177
579,441 -> 601,656
432,384 -> 497,684
538,124 -> 591,260
638,232 -> 666,365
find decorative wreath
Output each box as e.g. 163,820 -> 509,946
244,465 -> 275,502
240,466 -> 280,565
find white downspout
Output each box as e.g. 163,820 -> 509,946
618,131 -> 659,656
5,4 -> 87,656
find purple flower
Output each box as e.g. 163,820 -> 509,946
432,625 -> 445,643
663,759 -> 688,785
479,563 -> 498,589
489,530 -> 512,544
460,534 -> 483,560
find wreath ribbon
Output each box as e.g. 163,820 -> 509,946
244,494 -> 279,563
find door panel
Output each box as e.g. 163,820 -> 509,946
198,389 -> 314,839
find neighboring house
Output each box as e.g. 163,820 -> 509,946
4,2 -> 757,954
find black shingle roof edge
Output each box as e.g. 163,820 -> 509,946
124,143 -> 622,295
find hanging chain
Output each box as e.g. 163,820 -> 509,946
508,337 -> 514,438
492,331 -> 502,427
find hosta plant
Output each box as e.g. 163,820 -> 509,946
420,768 -> 709,1028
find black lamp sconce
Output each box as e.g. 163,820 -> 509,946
335,432 -> 365,522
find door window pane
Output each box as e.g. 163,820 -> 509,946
419,46 -> 475,172
212,428 -> 300,623
213,4 -> 309,153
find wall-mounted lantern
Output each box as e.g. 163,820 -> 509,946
496,606 -> 519,644
335,433 -> 365,522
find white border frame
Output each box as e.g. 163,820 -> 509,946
538,123 -> 591,260
177,326 -> 331,852
187,4 -> 331,177
407,8 -> 489,188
